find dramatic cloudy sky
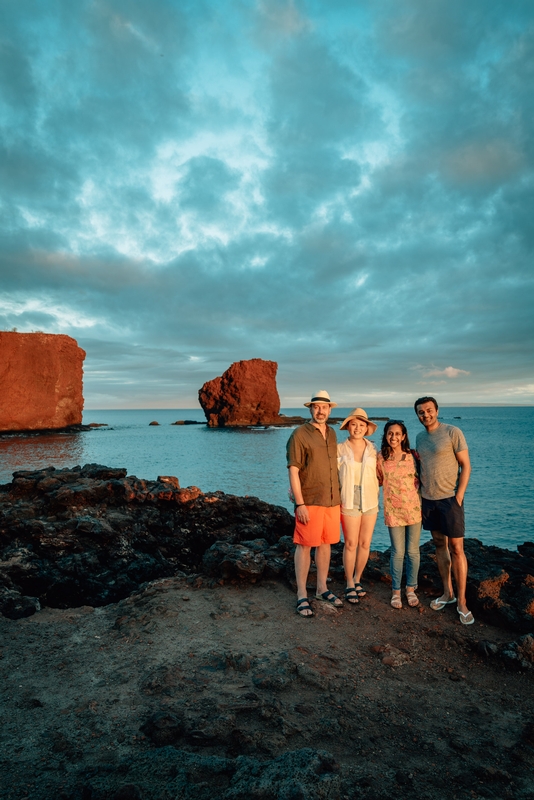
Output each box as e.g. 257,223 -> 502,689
1,0 -> 533,408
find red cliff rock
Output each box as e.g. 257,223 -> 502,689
0,332 -> 85,431
199,358 -> 281,427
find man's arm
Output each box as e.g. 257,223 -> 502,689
289,465 -> 309,524
455,449 -> 471,506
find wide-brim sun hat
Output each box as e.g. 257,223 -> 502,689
339,407 -> 377,434
303,390 -> 338,408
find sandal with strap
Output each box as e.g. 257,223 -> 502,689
406,589 -> 419,607
354,582 -> 366,598
315,591 -> 343,607
430,596 -> 456,611
391,594 -> 402,609
344,587 -> 359,605
296,598 -> 314,617
457,607 -> 475,625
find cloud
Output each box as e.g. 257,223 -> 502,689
0,0 -> 533,407
423,367 -> 471,379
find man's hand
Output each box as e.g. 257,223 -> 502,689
296,504 -> 310,524
455,450 -> 471,508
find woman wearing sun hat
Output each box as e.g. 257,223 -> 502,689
337,408 -> 379,604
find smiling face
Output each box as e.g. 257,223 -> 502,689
310,402 -> 331,425
347,418 -> 368,439
416,400 -> 439,431
386,424 -> 406,451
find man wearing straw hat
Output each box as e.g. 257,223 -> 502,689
286,390 -> 342,617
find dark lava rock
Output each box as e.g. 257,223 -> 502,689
416,539 -> 534,632
1,463 -> 533,633
112,787 -> 144,800
0,463 -> 293,615
203,542 -> 267,581
54,746 -> 342,800
0,587 -> 41,619
140,711 -> 184,745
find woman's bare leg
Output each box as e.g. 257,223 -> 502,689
353,513 -> 378,584
342,514 -> 362,588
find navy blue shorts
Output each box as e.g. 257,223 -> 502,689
422,496 -> 465,538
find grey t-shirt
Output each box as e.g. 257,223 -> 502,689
416,423 -> 468,500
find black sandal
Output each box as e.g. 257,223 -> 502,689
296,598 -> 314,617
354,582 -> 366,598
344,587 -> 359,604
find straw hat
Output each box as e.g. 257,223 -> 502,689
303,390 -> 338,408
339,407 -> 377,434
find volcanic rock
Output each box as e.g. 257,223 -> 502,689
198,358 -> 281,427
0,332 -> 85,432
1,463 -> 533,634
0,464 -> 294,616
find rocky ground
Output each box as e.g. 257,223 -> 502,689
1,465 -> 534,799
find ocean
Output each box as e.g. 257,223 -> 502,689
0,406 -> 532,552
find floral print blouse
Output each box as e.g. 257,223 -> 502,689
376,451 -> 422,527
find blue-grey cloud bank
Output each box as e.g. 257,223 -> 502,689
1,0 -> 533,408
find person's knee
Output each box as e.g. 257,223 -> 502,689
448,538 -> 465,557
343,539 -> 357,552
294,544 -> 311,561
432,532 -> 448,550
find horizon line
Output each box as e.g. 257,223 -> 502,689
83,403 -> 534,411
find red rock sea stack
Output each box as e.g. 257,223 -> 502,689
0,332 -> 85,431
199,358 -> 281,427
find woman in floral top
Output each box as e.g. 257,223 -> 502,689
376,421 -> 422,609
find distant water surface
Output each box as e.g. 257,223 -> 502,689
0,407 -> 532,552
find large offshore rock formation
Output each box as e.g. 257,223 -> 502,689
0,332 -> 85,431
198,358 -> 281,427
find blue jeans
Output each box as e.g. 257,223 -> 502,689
388,523 -> 422,591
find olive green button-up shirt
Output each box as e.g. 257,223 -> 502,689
286,422 -> 341,507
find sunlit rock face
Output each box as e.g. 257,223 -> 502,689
198,358 -> 281,427
0,332 -> 85,431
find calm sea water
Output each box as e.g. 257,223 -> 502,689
0,407 -> 532,552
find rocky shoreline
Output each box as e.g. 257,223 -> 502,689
1,465 -> 534,799
1,463 -> 533,634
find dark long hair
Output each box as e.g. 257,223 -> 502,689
381,420 -> 412,460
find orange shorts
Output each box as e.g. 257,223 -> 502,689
293,505 -> 341,547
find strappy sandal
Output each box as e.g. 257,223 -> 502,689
390,594 -> 402,609
406,589 -> 419,607
354,582 -> 366,598
344,587 -> 359,604
296,598 -> 314,617
315,591 -> 343,607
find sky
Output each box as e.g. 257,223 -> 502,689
1,0 -> 533,409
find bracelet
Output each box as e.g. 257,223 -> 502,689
295,503 -> 306,507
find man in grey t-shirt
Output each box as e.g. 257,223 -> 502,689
414,396 -> 474,625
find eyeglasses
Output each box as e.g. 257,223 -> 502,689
386,419 -> 404,425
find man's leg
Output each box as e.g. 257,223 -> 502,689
314,543 -> 331,596
294,544 -> 312,605
431,530 -> 455,602
449,537 -> 469,614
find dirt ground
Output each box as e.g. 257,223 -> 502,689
1,574 -> 533,800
